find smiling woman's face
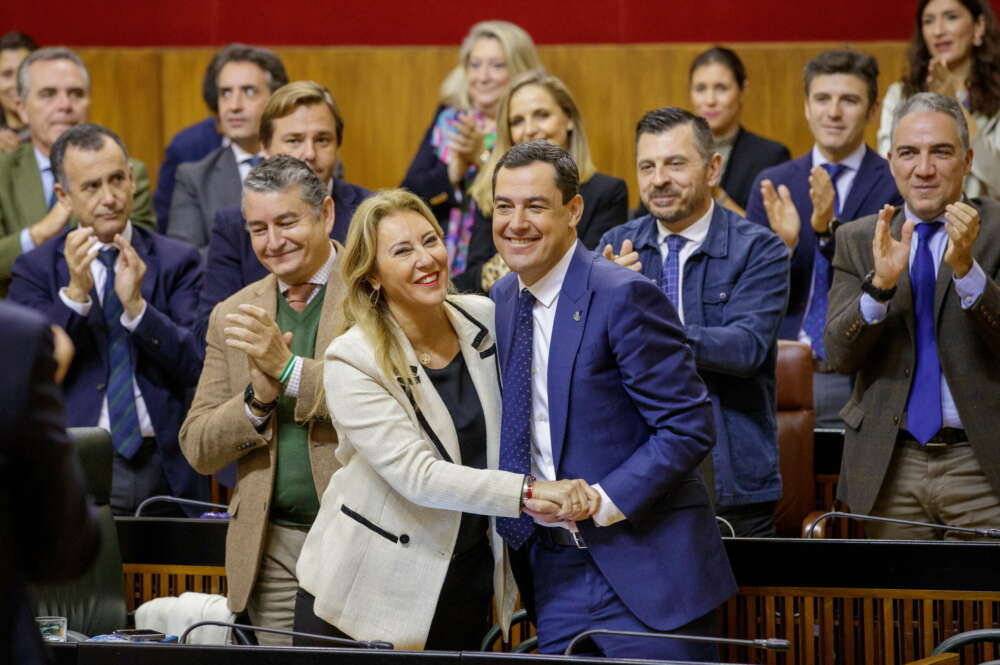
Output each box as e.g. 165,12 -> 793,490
371,209 -> 450,315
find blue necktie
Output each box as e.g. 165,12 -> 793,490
906,222 -> 944,444
661,234 -> 689,308
245,156 -> 264,168
98,249 -> 144,459
496,288 -> 536,549
803,162 -> 847,359
45,167 -> 57,210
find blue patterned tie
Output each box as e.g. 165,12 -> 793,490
497,288 -> 536,549
802,162 -> 847,360
45,167 -> 57,210
98,249 -> 144,459
661,234 -> 689,307
906,222 -> 944,444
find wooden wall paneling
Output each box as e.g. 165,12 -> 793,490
78,48 -> 164,187
84,42 -> 908,210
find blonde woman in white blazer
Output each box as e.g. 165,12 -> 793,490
294,189 -> 598,651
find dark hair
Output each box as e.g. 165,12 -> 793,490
635,106 -> 715,162
242,154 -> 327,218
214,44 -> 289,99
903,0 -> 1000,116
201,47 -> 229,113
491,140 -> 579,205
50,123 -> 129,189
0,31 -> 38,53
804,49 -> 880,108
689,46 -> 747,89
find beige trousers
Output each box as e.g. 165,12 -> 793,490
246,523 -> 308,646
868,443 -> 1000,540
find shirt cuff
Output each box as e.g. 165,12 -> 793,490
120,301 -> 147,331
859,293 -> 888,324
244,402 -> 272,431
284,356 -> 304,398
19,227 -> 35,253
953,260 -> 986,310
591,483 -> 626,526
58,287 -> 92,316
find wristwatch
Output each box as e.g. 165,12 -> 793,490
816,218 -> 842,239
244,383 -> 278,414
861,270 -> 897,302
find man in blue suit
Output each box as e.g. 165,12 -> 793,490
491,141 -> 736,661
745,49 -> 902,427
8,123 -> 206,515
195,81 -> 370,344
601,108 -> 789,537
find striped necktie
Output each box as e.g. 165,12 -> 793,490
661,234 -> 689,308
97,249 -> 144,459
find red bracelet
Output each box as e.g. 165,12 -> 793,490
524,474 -> 535,500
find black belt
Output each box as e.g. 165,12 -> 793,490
536,526 -> 588,549
897,427 -> 969,449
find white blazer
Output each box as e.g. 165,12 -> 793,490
296,294 -> 523,650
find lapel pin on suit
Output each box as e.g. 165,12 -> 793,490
573,311 -> 581,322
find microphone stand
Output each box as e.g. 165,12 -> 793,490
134,495 -> 228,517
564,628 -> 790,656
804,511 -> 1000,539
178,620 -> 393,649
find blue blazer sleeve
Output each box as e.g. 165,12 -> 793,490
597,277 -> 715,520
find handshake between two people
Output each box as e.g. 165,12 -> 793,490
522,478 -> 602,523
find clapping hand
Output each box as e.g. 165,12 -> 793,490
112,234 -> 147,319
943,201 -> 979,278
601,238 -> 642,272
926,56 -> 959,99
760,179 -> 801,249
446,112 -> 486,187
63,226 -> 99,303
871,204 -> 914,290
224,304 -> 294,404
808,166 -> 837,234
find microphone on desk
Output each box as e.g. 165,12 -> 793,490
563,628 -> 790,656
804,511 -> 1000,539
178,620 -> 394,649
134,495 -> 228,517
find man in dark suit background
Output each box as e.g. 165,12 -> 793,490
0,47 -> 155,297
8,123 -> 206,516
601,108 -> 789,536
745,49 -> 903,427
1,301 -> 99,665
825,93 -> 1000,539
153,48 -> 228,231
167,44 -> 288,254
491,141 -> 735,661
195,81 -> 370,342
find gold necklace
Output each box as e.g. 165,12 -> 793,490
418,352 -> 432,366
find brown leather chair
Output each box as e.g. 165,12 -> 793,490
772,340 -> 816,537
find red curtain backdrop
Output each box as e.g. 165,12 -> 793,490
6,0 -> 1000,46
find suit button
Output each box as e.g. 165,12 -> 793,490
96,383 -> 106,391
893,415 -> 899,425
904,368 -> 910,377
399,534 -> 410,544
152,338 -> 160,346
719,292 -> 728,301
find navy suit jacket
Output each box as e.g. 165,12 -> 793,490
492,243 -> 736,630
194,178 -> 371,344
600,207 -> 789,507
7,226 -> 207,504
0,302 -> 99,665
745,146 -> 902,339
154,117 -> 224,232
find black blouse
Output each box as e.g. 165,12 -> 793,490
424,351 -> 489,555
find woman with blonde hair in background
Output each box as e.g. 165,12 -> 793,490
456,70 -> 628,293
401,21 -> 542,279
294,189 -> 598,650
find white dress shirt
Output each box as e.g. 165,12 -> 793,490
518,241 -> 624,528
232,143 -> 265,183
245,241 -> 337,428
655,202 -> 714,323
56,222 -> 155,438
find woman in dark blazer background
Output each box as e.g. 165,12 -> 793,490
456,70 -> 628,293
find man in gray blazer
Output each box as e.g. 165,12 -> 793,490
825,92 -> 1000,539
167,44 -> 288,254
